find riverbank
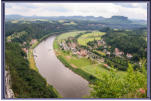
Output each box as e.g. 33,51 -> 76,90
33,36 -> 90,98
28,34 -> 61,98
53,31 -> 126,84
53,33 -> 98,83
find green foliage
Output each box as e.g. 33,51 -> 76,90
57,31 -> 86,40
90,62 -> 147,98
57,55 -> 98,83
7,31 -> 27,41
103,29 -> 147,61
5,42 -> 59,98
77,31 -> 105,46
105,57 -> 128,71
90,70 -> 124,98
5,19 -> 147,98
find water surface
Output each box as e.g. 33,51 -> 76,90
33,36 -> 90,98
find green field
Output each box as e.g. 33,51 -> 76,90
57,30 -> 86,40
63,21 -> 77,25
77,31 -> 105,46
54,31 -> 126,82
7,31 -> 27,41
28,41 -> 39,72
64,51 -> 126,79
28,49 -> 39,72
94,50 -> 106,56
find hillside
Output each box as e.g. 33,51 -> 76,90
5,15 -> 147,30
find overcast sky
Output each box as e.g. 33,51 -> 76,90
5,2 -> 148,20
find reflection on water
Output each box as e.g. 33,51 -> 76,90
33,36 -> 90,98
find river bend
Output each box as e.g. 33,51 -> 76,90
33,36 -> 90,98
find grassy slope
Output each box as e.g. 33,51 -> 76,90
53,31 -> 126,83
28,49 -> 38,72
5,42 -> 60,98
57,31 -> 86,40
77,31 -> 105,46
7,31 -> 27,41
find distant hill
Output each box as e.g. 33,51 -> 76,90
5,15 -> 105,21
5,15 -> 147,29
5,15 -> 23,20
102,16 -> 132,24
130,19 -> 147,25
5,15 -> 145,24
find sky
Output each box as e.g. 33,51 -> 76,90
5,2 -> 148,20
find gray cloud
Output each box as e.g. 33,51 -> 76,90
5,3 -> 147,20
114,3 -> 147,9
46,6 -> 70,12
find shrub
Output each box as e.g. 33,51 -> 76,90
90,61 -> 147,98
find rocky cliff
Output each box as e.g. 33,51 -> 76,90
5,68 -> 15,98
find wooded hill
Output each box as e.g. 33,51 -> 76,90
6,15 -> 147,30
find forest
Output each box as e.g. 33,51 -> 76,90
5,42 -> 59,98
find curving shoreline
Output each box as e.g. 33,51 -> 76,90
33,36 -> 90,98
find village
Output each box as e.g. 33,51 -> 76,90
21,39 -> 37,53
59,36 -> 133,69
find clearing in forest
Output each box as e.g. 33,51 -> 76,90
77,31 -> 105,46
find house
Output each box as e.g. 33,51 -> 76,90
114,48 -> 124,57
67,41 -> 77,51
97,40 -> 102,46
106,51 -> 111,55
104,64 -> 108,67
80,49 -> 88,56
60,42 -> 69,50
30,39 -> 37,45
76,51 -> 81,55
71,42 -> 77,49
22,48 -> 28,54
139,62 -> 142,66
7,39 -> 11,42
126,53 -> 133,58
100,58 -> 104,62
23,42 -> 26,45
104,64 -> 110,69
72,48 -> 77,52
102,40 -> 106,45
63,44 -> 69,50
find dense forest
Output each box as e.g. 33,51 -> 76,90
102,28 -> 147,61
5,42 -> 58,98
85,28 -> 147,71
5,19 -> 65,98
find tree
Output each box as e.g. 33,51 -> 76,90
89,61 -> 147,98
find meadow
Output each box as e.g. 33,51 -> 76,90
57,30 -> 87,40
54,31 -> 126,81
7,31 -> 27,41
77,31 -> 105,46
53,30 -> 147,98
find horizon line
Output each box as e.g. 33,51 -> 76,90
5,14 -> 147,21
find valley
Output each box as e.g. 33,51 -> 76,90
4,15 -> 147,98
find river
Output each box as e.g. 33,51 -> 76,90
33,36 -> 90,98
